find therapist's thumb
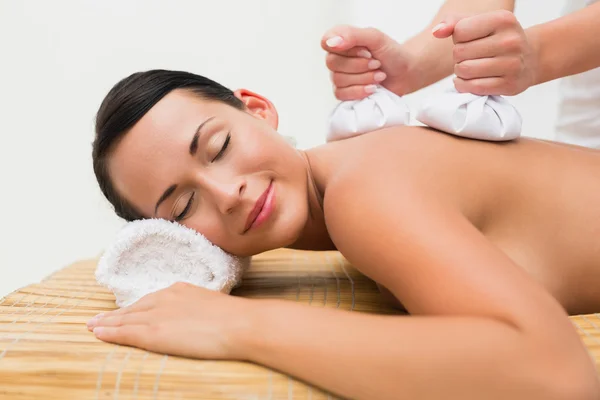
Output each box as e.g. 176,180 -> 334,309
431,14 -> 468,39
322,25 -> 387,54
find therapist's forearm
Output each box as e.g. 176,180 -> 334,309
528,2 -> 600,86
403,0 -> 515,93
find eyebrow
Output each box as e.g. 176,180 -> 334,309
189,116 -> 215,156
154,116 -> 215,217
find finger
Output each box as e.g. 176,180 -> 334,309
86,297 -> 156,327
454,57 -> 517,80
431,13 -> 469,39
93,324 -> 151,348
453,35 -> 507,64
334,84 -> 378,101
327,46 -> 374,59
454,76 -> 512,96
86,308 -> 126,328
332,70 -> 387,89
88,311 -> 149,331
322,25 -> 387,54
453,10 -> 518,44
326,53 -> 381,74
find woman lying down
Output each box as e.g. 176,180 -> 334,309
88,69 -> 600,400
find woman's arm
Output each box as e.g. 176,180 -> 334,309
238,171 -> 598,399
527,1 -> 600,85
88,152 -> 598,399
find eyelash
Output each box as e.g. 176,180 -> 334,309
175,192 -> 194,222
175,132 -> 231,221
211,131 -> 231,162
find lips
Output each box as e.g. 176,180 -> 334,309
244,181 -> 273,233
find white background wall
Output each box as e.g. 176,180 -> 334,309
0,0 -> 565,296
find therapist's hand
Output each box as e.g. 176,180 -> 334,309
433,10 -> 538,96
322,25 -> 419,101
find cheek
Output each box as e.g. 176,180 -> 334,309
185,213 -> 230,249
234,126 -> 291,169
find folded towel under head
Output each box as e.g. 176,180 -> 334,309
95,218 -> 250,308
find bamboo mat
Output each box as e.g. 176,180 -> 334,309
0,249 -> 598,399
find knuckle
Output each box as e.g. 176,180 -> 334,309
453,18 -> 472,43
496,9 -> 517,26
148,322 -> 167,341
501,35 -> 521,52
454,62 -> 469,78
363,26 -> 385,47
325,53 -> 337,69
331,73 -> 344,87
453,20 -> 466,39
452,44 -> 466,62
507,57 -> 522,73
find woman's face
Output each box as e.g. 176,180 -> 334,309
109,89 -> 310,256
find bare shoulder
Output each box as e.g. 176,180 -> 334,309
316,126 -> 477,238
315,128 -> 571,321
316,127 -> 456,285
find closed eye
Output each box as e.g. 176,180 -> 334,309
211,132 -> 231,162
175,192 -> 195,222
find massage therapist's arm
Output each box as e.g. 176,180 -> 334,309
402,0 -> 515,92
526,1 -> 600,86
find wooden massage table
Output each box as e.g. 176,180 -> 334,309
0,248 -> 598,399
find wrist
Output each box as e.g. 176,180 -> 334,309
222,297 -> 265,361
226,297 -> 277,361
402,32 -> 454,93
401,45 -> 427,95
525,25 -> 544,86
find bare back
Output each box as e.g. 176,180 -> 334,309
308,126 -> 600,315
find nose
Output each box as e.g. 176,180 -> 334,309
204,175 -> 246,215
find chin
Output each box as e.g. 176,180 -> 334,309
273,208 -> 308,248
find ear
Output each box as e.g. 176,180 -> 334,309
233,89 -> 279,130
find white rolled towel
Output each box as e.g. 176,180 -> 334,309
416,87 -> 522,141
327,86 -> 410,142
95,218 -> 250,308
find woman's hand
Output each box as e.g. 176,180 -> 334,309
321,25 -> 420,100
433,10 -> 539,96
87,282 -> 252,360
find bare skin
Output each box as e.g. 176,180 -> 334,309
89,89 -> 600,399
308,128 -> 600,316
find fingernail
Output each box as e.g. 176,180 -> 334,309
374,72 -> 387,82
365,84 -> 377,94
357,49 -> 372,59
326,36 -> 343,48
368,59 -> 381,70
431,22 -> 446,34
93,327 -> 104,336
